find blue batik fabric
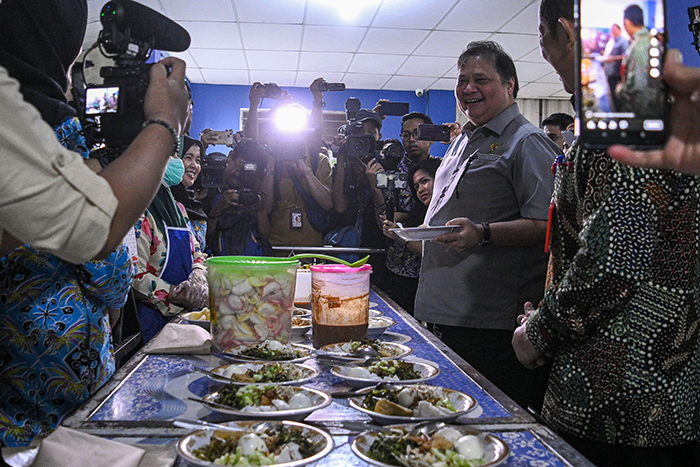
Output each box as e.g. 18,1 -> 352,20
0,117 -> 134,446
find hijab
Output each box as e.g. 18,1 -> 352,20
171,136 -> 207,221
0,0 -> 87,127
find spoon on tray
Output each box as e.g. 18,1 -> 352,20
173,418 -> 247,433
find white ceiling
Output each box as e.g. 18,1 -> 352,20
84,0 -> 568,99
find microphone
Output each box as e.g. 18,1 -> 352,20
100,0 -> 191,52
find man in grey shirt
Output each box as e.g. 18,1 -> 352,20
415,41 -> 559,408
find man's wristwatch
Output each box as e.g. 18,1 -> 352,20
478,222 -> 492,246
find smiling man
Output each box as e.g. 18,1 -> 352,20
414,41 -> 560,409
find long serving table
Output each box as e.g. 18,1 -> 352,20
62,287 -> 594,467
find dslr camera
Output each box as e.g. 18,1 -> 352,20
74,0 -> 190,158
255,83 -> 282,100
200,141 -> 266,209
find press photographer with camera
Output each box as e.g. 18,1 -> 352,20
0,0 -> 190,446
206,140 -> 274,256
328,105 -> 388,266
0,2 -> 189,263
245,81 -> 333,247
365,111 -> 442,313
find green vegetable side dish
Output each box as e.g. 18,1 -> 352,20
367,431 -> 487,467
216,385 -> 285,410
361,388 -> 456,413
193,425 -> 318,465
238,343 -> 306,361
367,360 -> 421,380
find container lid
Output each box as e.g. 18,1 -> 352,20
309,264 -> 372,273
206,256 -> 300,267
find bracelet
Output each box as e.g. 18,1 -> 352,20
142,118 -> 180,155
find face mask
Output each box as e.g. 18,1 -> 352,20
163,157 -> 185,186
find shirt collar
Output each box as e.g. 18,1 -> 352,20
461,102 -> 520,137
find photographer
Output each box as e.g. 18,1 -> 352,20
0,0 -> 189,446
246,82 -> 333,247
329,108 -> 387,258
207,140 -> 273,256
0,49 -> 188,263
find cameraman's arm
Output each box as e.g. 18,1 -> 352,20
0,59 -> 184,263
94,57 -> 189,259
309,78 -> 324,133
331,136 -> 349,213
245,82 -> 265,141
297,154 -> 333,211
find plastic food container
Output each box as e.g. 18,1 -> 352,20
310,264 -> 372,348
294,268 -> 312,310
206,256 -> 299,350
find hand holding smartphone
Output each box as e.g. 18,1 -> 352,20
576,0 -> 668,149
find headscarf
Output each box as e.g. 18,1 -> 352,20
147,185 -> 189,246
171,136 -> 207,221
0,0 -> 87,127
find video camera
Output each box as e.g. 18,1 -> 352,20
75,0 -> 190,158
340,98 -> 407,189
342,98 -> 404,167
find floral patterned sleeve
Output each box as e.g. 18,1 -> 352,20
132,212 -> 183,316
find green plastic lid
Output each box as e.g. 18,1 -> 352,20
206,256 -> 300,267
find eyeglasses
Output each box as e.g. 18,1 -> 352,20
400,130 -> 419,140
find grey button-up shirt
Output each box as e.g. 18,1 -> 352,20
415,103 -> 560,330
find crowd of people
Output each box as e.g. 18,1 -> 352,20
2,0 -> 700,465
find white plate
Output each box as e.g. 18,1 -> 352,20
369,309 -> 384,318
351,424 -> 509,467
179,311 -> 210,332
319,341 -> 412,361
200,385 -> 331,421
177,420 -> 334,467
332,359 -> 439,388
292,317 -> 312,340
390,225 -> 460,241
293,307 -> 311,318
208,362 -> 319,386
222,342 -> 314,363
367,317 -> 396,337
348,384 -> 477,425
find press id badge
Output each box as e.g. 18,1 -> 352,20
291,210 -> 303,229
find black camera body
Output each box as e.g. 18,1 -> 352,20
84,63 -> 152,147
343,97 -> 378,162
200,152 -> 228,188
318,81 -> 345,92
77,0 -> 190,156
257,83 -> 282,100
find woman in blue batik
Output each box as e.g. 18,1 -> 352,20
0,0 -> 133,446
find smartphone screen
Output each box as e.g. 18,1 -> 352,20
576,0 -> 668,148
85,86 -> 119,115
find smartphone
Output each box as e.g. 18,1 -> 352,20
207,130 -> 234,146
575,0 -> 668,149
378,102 -> 409,117
417,124 -> 451,142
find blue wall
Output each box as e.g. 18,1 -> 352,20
190,84 -> 455,158
668,1 -> 700,67
189,3 -> 699,155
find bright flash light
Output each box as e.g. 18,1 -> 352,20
274,104 -> 309,134
336,1 -> 358,19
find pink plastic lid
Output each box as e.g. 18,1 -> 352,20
309,264 -> 372,273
